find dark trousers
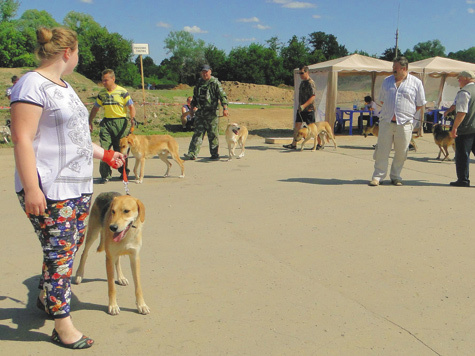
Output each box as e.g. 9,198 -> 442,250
455,133 -> 475,184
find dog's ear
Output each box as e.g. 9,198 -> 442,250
127,136 -> 134,144
136,198 -> 145,222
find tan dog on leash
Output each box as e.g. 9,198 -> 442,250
225,123 -> 248,160
120,133 -> 184,183
295,122 -> 337,151
75,192 -> 150,315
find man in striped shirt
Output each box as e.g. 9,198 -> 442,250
369,57 -> 426,187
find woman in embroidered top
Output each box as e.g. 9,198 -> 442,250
10,27 -> 125,349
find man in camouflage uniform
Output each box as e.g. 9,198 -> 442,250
184,64 -> 229,160
283,65 -> 321,149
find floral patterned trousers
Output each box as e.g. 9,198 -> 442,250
17,192 -> 91,319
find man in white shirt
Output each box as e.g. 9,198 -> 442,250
369,57 -> 426,186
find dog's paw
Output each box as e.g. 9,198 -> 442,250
108,304 -> 121,315
117,277 -> 129,286
74,275 -> 82,285
137,303 -> 151,315
238,153 -> 244,158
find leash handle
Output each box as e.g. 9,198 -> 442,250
122,164 -> 130,195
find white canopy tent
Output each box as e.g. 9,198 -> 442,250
293,54 -> 394,129
410,56 -> 475,108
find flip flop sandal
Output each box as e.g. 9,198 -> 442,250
51,329 -> 94,349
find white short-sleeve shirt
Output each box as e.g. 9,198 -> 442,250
11,71 -> 93,200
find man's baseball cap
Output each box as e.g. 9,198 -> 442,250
201,64 -> 211,71
457,70 -> 475,79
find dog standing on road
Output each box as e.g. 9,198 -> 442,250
295,121 -> 337,151
75,192 -> 150,315
119,133 -> 184,183
225,123 -> 248,160
433,124 -> 455,161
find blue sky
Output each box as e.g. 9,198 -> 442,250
16,0 -> 475,65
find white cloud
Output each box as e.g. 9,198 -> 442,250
156,21 -> 171,28
469,7 -> 475,13
237,17 -> 260,23
80,0 -> 93,3
268,0 -> 316,9
283,2 -> 316,9
312,14 -> 321,19
234,37 -> 257,42
467,0 -> 475,4
184,26 -> 208,34
255,24 -> 271,30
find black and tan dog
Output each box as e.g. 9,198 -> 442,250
433,124 -> 455,161
75,192 -> 150,315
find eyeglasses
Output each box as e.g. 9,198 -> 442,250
298,72 -> 305,75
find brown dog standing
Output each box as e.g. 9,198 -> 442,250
75,192 -> 150,315
120,134 -> 184,183
295,122 -> 337,151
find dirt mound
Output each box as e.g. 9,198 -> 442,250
173,84 -> 191,90
222,81 -> 294,105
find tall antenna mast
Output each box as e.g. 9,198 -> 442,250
394,2 -> 400,58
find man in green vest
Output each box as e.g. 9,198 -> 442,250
89,69 -> 136,183
450,70 -> 475,187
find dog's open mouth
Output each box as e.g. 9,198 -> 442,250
232,129 -> 239,135
112,222 -> 132,243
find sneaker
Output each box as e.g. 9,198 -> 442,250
100,178 -> 109,184
183,153 -> 196,160
449,180 -> 470,187
283,144 -> 297,149
368,179 -> 380,186
210,154 -> 220,160
391,179 -> 403,186
316,144 -> 324,150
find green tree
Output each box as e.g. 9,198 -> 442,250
404,39 -> 445,62
0,21 -> 35,66
203,44 -> 227,80
227,43 -> 283,85
0,0 -> 19,22
17,9 -> 59,56
135,56 -> 159,78
163,30 -> 206,84
308,31 -> 348,60
64,11 -> 132,81
115,62 -> 141,88
448,47 -> 475,64
379,47 -> 402,61
281,36 -> 311,85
